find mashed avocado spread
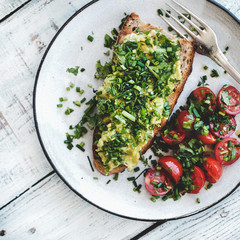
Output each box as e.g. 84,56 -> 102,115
96,30 -> 181,173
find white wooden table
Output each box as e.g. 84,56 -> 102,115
1,0 -> 240,239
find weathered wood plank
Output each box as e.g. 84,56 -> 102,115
0,0 -> 30,21
0,174 -> 153,240
142,187 -> 240,240
0,0 -> 92,207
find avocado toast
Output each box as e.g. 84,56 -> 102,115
93,13 -> 195,175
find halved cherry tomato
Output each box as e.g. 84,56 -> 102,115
197,131 -> 217,145
145,168 -> 173,196
215,137 -> 240,165
162,129 -> 186,145
189,87 -> 217,113
210,115 -> 236,138
177,110 -> 195,131
217,85 -> 240,115
203,157 -> 222,183
158,156 -> 183,183
189,166 -> 205,194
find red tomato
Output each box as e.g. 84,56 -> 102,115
177,110 -> 195,131
162,129 -> 186,145
210,115 -> 236,138
197,131 -> 217,145
203,157 -> 222,183
215,137 -> 240,165
189,166 -> 205,194
217,85 -> 240,115
190,87 -> 217,112
158,156 -> 183,183
145,168 -> 173,196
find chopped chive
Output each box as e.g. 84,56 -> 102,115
81,97 -> 86,103
210,69 -> 219,78
157,9 -> 163,16
70,82 -> 75,88
93,177 -> 98,180
127,177 -> 135,181
59,97 -> 68,102
87,156 -> 94,172
106,180 -> 111,184
87,35 -> 94,42
150,197 -> 156,202
203,65 -> 208,70
65,107 -> 74,115
113,173 -> 119,181
67,66 -> 79,76
196,198 -> 200,203
80,90 -> 84,94
134,167 -> 140,172
104,50 -> 110,56
122,110 -> 136,121
76,87 -> 81,92
76,143 -> 85,152
73,101 -> 81,107
57,104 -> 63,108
80,68 -> 85,72
88,84 -> 93,88
66,87 -> 70,91
205,183 -> 213,190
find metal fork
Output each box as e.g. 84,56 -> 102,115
159,0 -> 240,83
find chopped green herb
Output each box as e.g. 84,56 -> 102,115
87,35 -> 94,42
80,68 -> 85,72
203,65 -> 208,70
134,167 -> 140,172
88,84 -> 93,88
104,50 -> 110,56
65,107 -> 74,115
87,156 -> 95,172
205,183 -> 213,190
106,180 -> 111,184
93,177 -> 98,180
196,198 -> 200,203
157,9 -> 163,16
59,97 -> 68,102
57,104 -> 63,108
104,34 -> 116,49
113,173 -> 119,181
73,101 -> 81,107
210,69 -> 219,78
67,66 -> 79,76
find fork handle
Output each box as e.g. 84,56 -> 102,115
211,50 -> 240,84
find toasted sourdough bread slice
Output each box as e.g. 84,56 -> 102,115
93,13 -> 195,175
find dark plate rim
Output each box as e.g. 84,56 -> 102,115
33,0 -> 240,222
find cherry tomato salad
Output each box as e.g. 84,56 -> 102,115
145,84 -> 240,202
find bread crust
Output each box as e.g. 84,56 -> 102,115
92,13 -> 195,175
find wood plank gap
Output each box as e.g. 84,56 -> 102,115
0,0 -> 32,23
0,170 -> 55,211
130,221 -> 166,240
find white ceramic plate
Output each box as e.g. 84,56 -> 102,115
34,0 -> 240,221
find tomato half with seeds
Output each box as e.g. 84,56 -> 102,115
189,87 -> 217,113
162,129 -> 186,145
189,166 -> 205,194
217,85 -> 240,115
210,115 -> 236,138
177,110 -> 195,131
158,156 -> 183,183
145,168 -> 173,196
203,157 -> 222,183
197,131 -> 217,145
215,137 -> 240,165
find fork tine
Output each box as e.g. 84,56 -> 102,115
172,0 -> 210,29
159,14 -> 186,38
166,3 -> 202,34
161,9 -> 199,39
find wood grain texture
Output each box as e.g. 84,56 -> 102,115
142,188 -> 240,240
0,0 -> 30,21
0,0 -> 92,207
0,174 -> 153,240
